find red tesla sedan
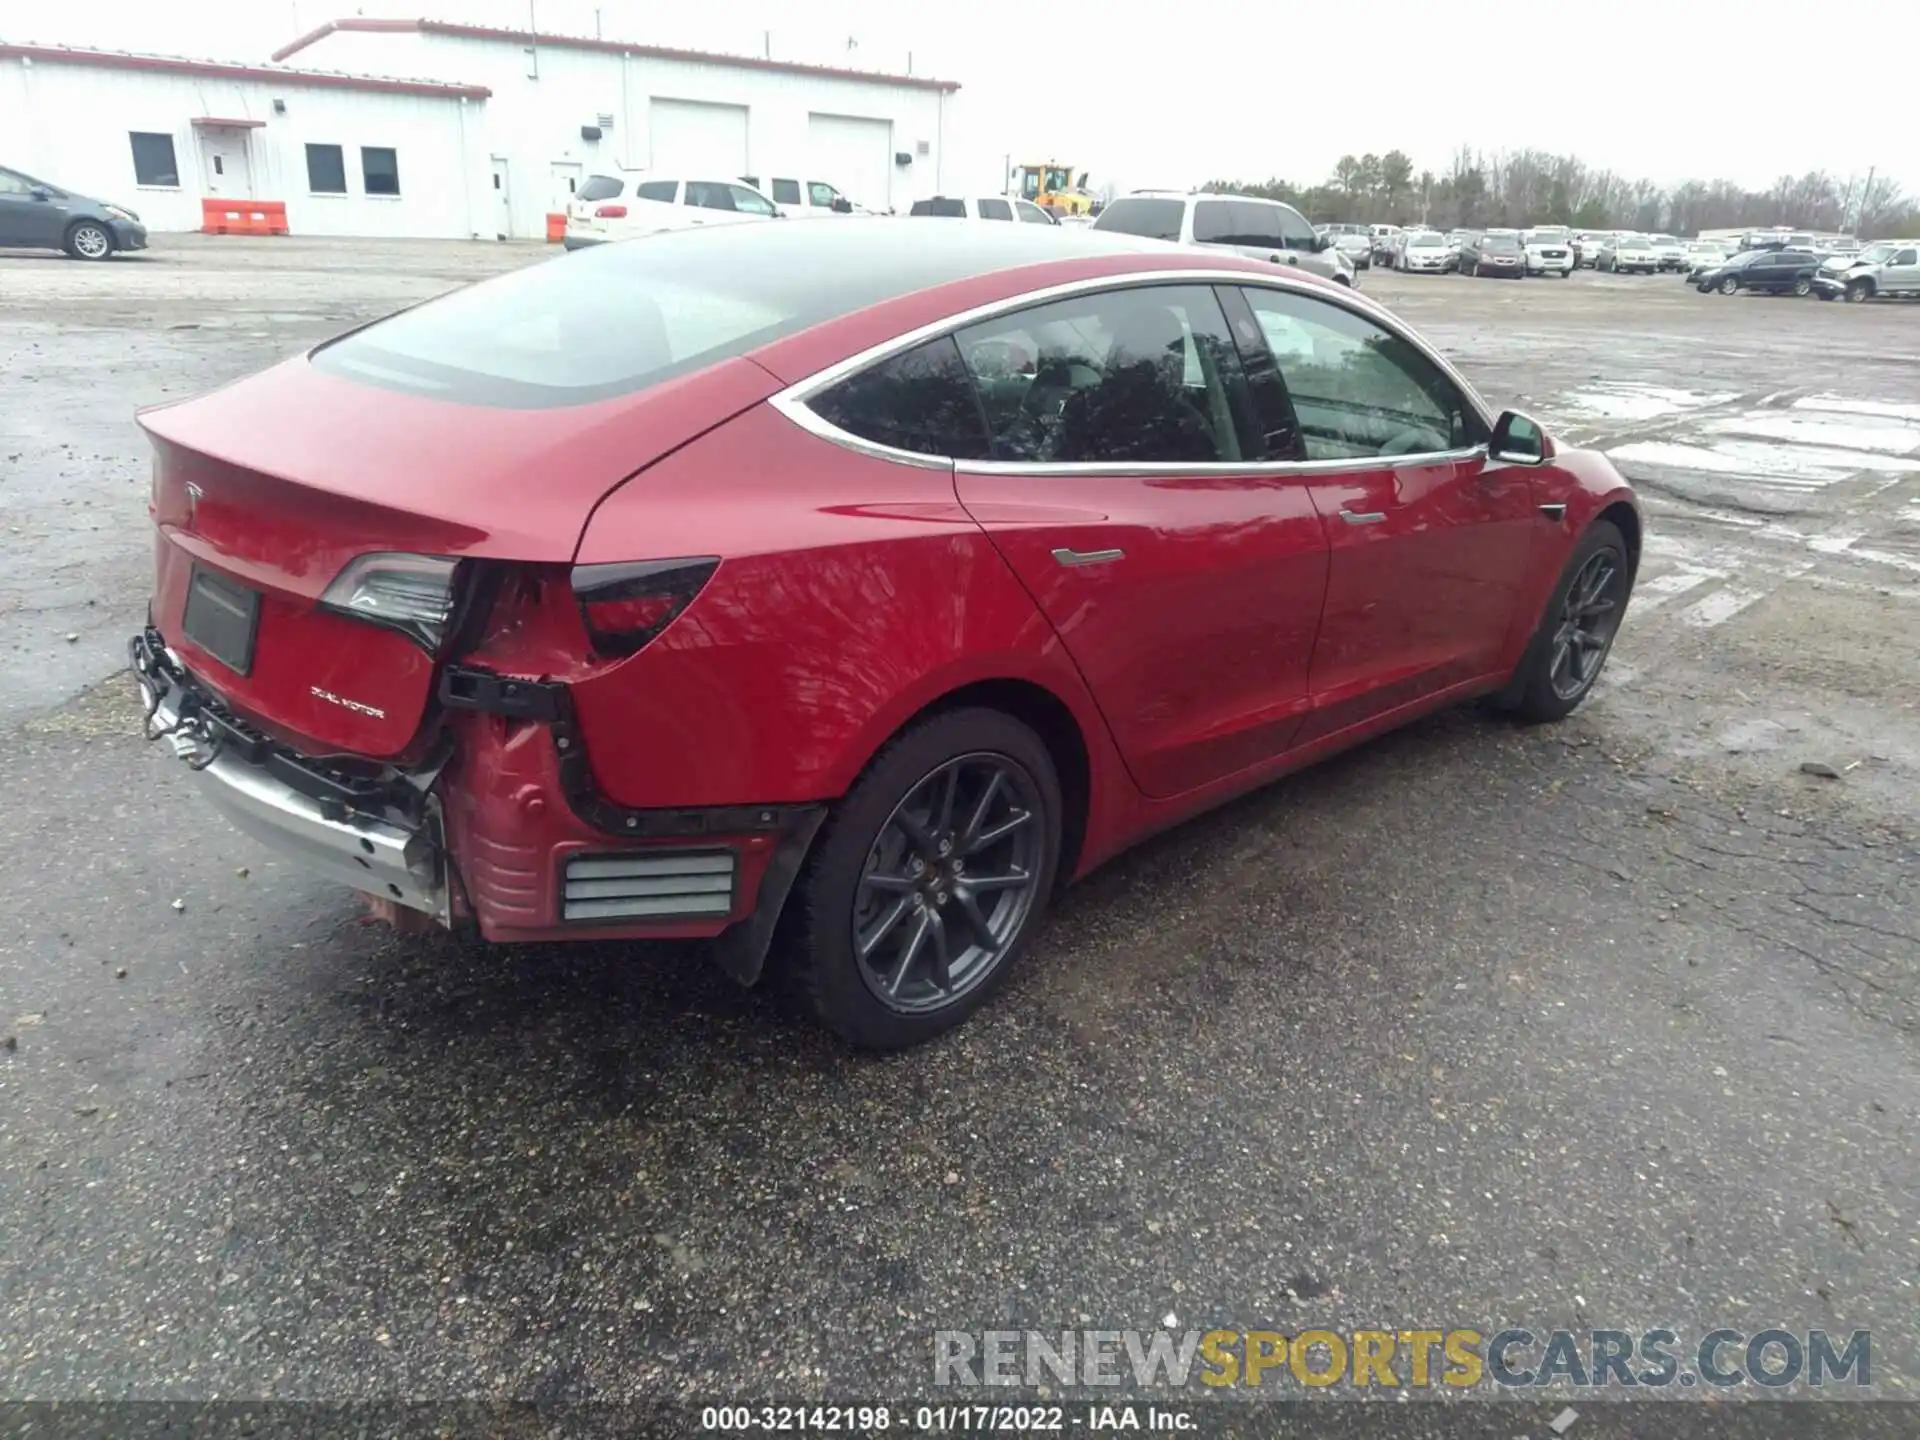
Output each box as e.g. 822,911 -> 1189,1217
131,222 -> 1638,1048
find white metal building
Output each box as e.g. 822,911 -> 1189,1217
270,19 -> 962,238
0,43 -> 492,238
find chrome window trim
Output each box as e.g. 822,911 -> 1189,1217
765,267 -> 1494,474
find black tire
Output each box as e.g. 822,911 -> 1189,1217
64,221 -> 114,261
784,707 -> 1062,1049
1845,279 -> 1872,303
1502,520 -> 1631,724
1717,275 -> 1739,295
1792,277 -> 1812,297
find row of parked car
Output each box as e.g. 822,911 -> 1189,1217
1686,237 -> 1920,300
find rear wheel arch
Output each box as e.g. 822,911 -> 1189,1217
858,677 -> 1092,889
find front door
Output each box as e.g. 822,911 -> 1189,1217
0,166 -> 67,247
549,161 -> 582,216
196,128 -> 255,198
1881,246 -> 1920,292
490,158 -> 512,239
950,282 -> 1331,799
1232,284 -> 1539,742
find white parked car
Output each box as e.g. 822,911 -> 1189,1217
1396,230 -> 1452,272
1091,191 -> 1356,285
1597,233 -> 1659,274
744,175 -> 858,217
907,195 -> 1058,224
1683,239 -> 1730,279
564,171 -> 778,248
1648,234 -> 1687,271
1522,229 -> 1574,277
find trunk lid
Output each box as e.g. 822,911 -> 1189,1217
143,353 -> 777,758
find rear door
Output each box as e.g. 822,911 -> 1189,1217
1232,284 -> 1537,740
950,282 -> 1331,798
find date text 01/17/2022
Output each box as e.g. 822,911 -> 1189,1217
698,1404 -> 1198,1431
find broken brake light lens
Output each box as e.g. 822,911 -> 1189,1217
570,557 -> 717,658
319,552 -> 459,652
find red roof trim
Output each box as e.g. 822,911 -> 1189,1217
271,17 -> 960,92
0,42 -> 491,99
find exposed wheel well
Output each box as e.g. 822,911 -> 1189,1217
1597,500 -> 1642,577
909,678 -> 1091,887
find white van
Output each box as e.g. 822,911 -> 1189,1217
564,171 -> 778,248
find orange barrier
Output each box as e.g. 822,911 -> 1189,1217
200,198 -> 289,236
546,211 -> 566,243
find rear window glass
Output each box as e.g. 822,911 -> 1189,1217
314,244 -> 803,408
1091,197 -> 1185,242
909,198 -> 967,217
577,175 -> 624,202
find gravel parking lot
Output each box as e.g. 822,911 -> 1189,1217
1,236 -> 1915,1423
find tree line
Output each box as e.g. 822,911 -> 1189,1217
1203,147 -> 1918,238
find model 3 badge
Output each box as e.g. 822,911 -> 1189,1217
310,686 -> 387,719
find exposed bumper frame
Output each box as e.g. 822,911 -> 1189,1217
130,630 -> 449,921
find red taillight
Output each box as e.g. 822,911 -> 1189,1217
595,204 -> 628,218
571,558 -> 717,658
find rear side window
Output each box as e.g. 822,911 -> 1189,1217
808,337 -> 990,459
1091,197 -> 1185,242
577,175 -> 624,202
770,178 -> 802,205
978,198 -> 1014,221
635,180 -> 678,203
1235,203 -> 1285,245
909,197 -> 968,217
1191,200 -> 1235,245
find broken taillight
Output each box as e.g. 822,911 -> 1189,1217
570,558 -> 717,658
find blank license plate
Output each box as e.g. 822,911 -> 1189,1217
181,566 -> 260,675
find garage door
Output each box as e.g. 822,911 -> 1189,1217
648,99 -> 748,175
808,113 -> 894,214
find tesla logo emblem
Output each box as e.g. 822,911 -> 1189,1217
309,686 -> 387,719
183,482 -> 203,526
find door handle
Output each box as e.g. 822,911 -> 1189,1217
1338,509 -> 1387,525
1051,546 -> 1124,567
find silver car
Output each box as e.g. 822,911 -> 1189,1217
1812,240 -> 1920,302
1093,192 -> 1358,286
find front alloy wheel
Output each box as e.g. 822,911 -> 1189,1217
1504,519 -> 1631,723
1718,275 -> 1739,295
66,223 -> 112,261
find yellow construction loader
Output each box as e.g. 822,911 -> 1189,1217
1010,162 -> 1097,218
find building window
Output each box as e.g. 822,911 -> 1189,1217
306,144 -> 347,194
361,147 -> 400,196
129,132 -> 179,187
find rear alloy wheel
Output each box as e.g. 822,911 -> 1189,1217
1718,275 -> 1739,295
786,708 -> 1061,1048
1845,279 -> 1872,303
1792,277 -> 1812,297
1504,520 -> 1630,723
65,222 -> 113,261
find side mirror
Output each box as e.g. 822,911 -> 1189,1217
1492,410 -> 1554,465
831,197 -> 853,213
29,186 -> 53,202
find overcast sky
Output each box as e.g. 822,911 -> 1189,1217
9,0 -> 1912,198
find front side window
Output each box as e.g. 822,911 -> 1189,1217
728,185 -> 777,216
1014,201 -> 1054,225
361,147 -> 400,196
1890,248 -> 1918,266
807,181 -> 838,207
808,337 -> 990,459
770,178 -> 802,206
954,285 -> 1255,465
685,181 -> 735,211
977,198 -> 1013,222
576,174 -> 625,202
1235,202 -> 1286,246
305,144 -> 347,194
129,132 -> 179,187
1274,204 -> 1318,250
0,168 -> 32,196
1238,288 -> 1481,462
